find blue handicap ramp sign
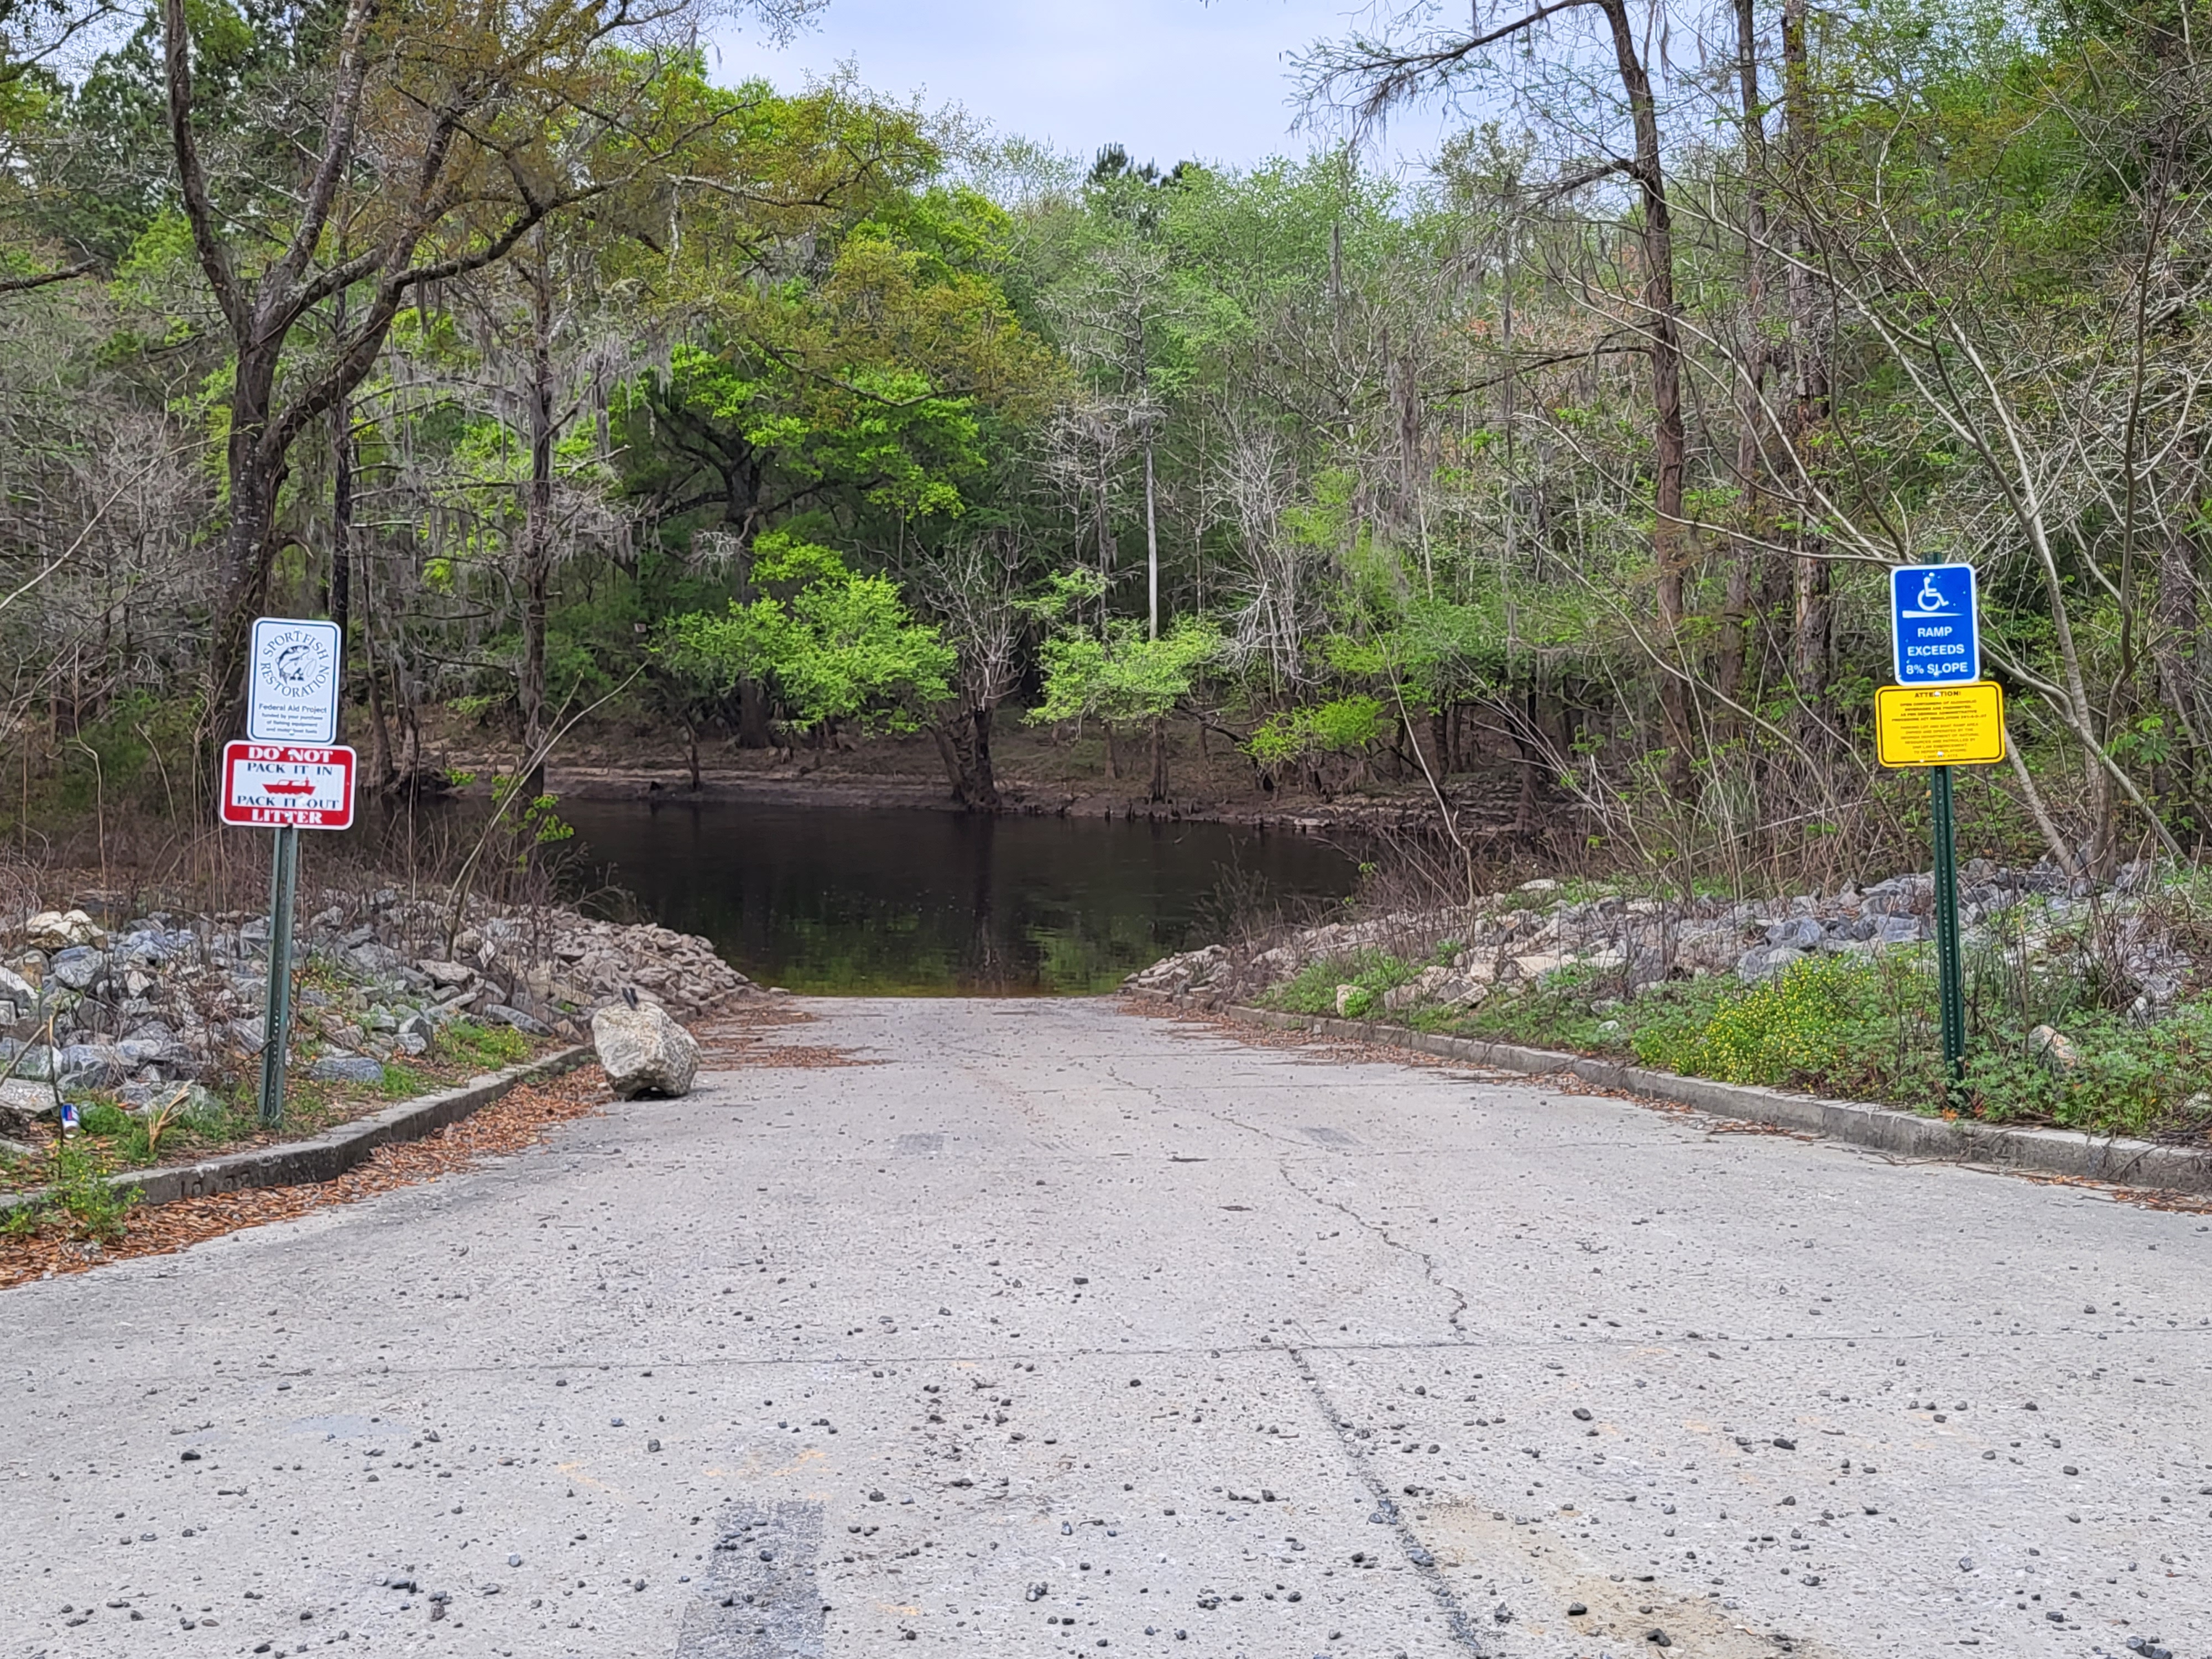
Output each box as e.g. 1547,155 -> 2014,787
1891,564 -> 1980,685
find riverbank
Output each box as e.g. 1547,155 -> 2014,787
421,709 -> 1543,836
0,889 -> 762,1217
1127,862 -> 2212,1143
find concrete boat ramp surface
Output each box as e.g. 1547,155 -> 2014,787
4,997 -> 2209,1658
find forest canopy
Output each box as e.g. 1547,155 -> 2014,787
4,0 -> 2210,886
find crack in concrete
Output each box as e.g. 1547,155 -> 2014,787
1277,1161 -> 1471,1335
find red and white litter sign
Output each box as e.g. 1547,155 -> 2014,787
221,742 -> 357,830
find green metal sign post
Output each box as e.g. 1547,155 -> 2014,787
1885,565 -> 1999,1095
258,823 -> 300,1128
1929,767 -> 1966,1083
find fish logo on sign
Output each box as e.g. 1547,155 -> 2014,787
1890,564 -> 1980,686
248,617 -> 342,744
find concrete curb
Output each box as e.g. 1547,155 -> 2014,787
1,1045 -> 592,1217
1134,993 -> 2212,1196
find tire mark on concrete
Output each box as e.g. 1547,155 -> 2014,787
1281,1343 -> 1493,1656
674,1499 -> 826,1658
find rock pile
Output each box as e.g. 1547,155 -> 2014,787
1127,859 -> 2200,1021
0,893 -> 757,1113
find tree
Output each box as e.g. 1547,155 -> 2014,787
1307,0 -> 1693,791
660,532 -> 956,740
1030,568 -> 1221,800
156,0 -> 816,746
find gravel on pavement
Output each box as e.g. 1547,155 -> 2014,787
3,996 -> 2208,1659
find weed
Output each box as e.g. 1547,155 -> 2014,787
379,1062 -> 428,1098
1263,952 -> 1420,1016
50,1139 -> 139,1243
433,1018 -> 531,1070
1433,948 -> 2212,1137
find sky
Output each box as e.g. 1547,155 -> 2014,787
708,0 -> 1460,175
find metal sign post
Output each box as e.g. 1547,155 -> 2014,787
1882,567 -> 2001,1088
238,618 -> 353,1128
259,824 -> 300,1128
1929,768 -> 1967,1082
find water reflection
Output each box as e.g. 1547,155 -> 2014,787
559,800 -> 1358,995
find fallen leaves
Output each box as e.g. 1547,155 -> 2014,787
693,1004 -> 878,1069
0,1066 -> 612,1292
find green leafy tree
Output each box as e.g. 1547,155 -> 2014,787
660,533 -> 956,740
1029,569 -> 1221,799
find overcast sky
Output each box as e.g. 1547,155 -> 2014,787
709,0 -> 1459,174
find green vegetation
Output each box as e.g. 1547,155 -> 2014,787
433,1019 -> 532,1071
3,0 -> 2211,892
1266,944 -> 2212,1139
6,1140 -> 142,1243
1267,950 -> 1433,1020
379,1063 -> 429,1099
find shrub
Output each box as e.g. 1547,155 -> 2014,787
51,1139 -> 139,1243
1634,956 -> 1889,1087
1263,951 -> 1418,1016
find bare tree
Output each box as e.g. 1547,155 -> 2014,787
159,0 -> 816,748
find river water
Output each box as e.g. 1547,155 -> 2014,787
559,800 -> 1358,995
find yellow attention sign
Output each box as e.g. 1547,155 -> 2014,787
1875,681 -> 2006,768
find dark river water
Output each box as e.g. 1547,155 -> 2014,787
557,801 -> 1359,995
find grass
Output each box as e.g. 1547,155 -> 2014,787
432,1018 -> 532,1070
0,1015 -> 550,1196
379,1062 -> 429,1097
71,1088 -> 255,1167
4,1138 -> 142,1242
1265,942 -> 2212,1140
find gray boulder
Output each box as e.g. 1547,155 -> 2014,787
3,1042 -> 54,1081
483,1003 -> 551,1037
591,1003 -> 700,1099
308,1053 -> 386,1085
48,947 -> 105,992
55,1042 -> 125,1089
1735,944 -> 1806,983
24,909 -> 103,950
0,1077 -> 59,1136
1764,917 -> 1825,951
0,964 -> 36,1019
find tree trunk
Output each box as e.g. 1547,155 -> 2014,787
969,703 -> 1000,810
207,389 -> 284,747
518,249 -> 555,797
736,679 -> 773,748
1144,435 -> 1160,640
1782,0 -> 1833,752
1600,0 -> 1693,797
932,705 -> 1003,811
367,661 -> 394,793
1149,717 -> 1169,803
357,546 -> 395,792
1515,684 -> 1541,836
329,286 -> 353,749
2153,526 -> 2204,840
1718,0 -> 1771,734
